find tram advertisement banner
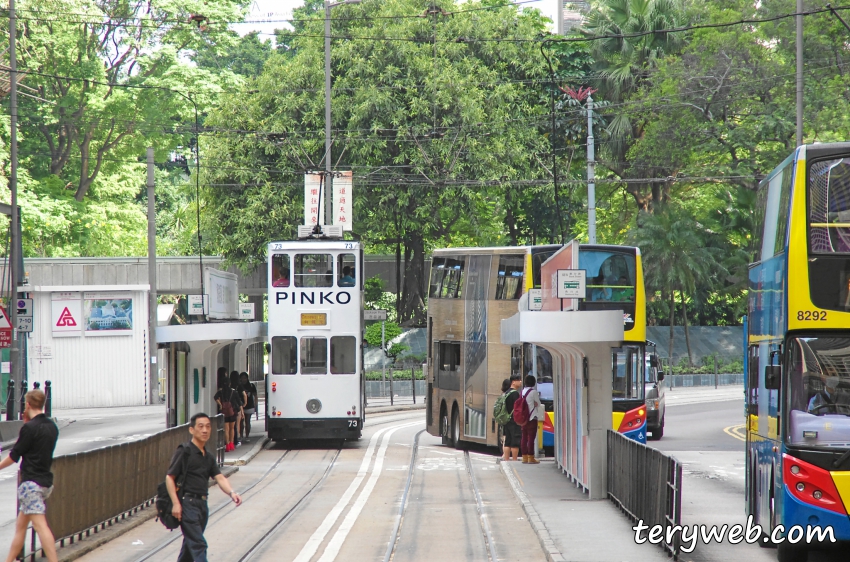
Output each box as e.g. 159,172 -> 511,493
334,171 -> 353,231
304,172 -> 325,226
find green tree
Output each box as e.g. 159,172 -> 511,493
629,203 -> 724,364
193,31 -> 273,77
203,0 -> 554,325
364,320 -> 407,362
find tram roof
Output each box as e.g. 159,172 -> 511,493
267,240 -> 360,251
430,243 -> 638,256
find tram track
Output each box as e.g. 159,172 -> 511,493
383,431 -> 498,562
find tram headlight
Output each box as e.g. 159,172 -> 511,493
306,398 -> 322,414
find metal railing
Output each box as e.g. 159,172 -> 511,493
18,414 -> 224,560
607,430 -> 683,559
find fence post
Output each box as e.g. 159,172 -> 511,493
44,380 -> 52,418
32,381 -> 40,390
714,356 -> 718,389
5,379 -> 14,421
19,379 -> 27,419
411,368 -> 416,404
389,368 -> 394,406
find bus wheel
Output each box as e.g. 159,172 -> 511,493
777,544 -> 807,562
440,404 -> 450,446
451,407 -> 462,449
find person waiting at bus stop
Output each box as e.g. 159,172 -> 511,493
521,375 -> 544,464
502,375 -> 523,461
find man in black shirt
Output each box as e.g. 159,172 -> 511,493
0,390 -> 59,562
167,412 -> 242,562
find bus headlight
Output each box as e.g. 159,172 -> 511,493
647,399 -> 659,410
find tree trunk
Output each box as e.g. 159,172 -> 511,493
399,233 -> 427,327
681,291 -> 693,367
667,289 -> 675,368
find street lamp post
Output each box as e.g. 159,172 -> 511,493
324,0 -> 360,226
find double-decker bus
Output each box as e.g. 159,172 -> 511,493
265,232 -> 364,441
424,244 -> 649,451
745,143 -> 850,561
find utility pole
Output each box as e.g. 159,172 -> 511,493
9,0 -> 23,416
324,0 -> 333,226
147,148 -> 157,405
324,0 -> 361,227
796,0 -> 803,147
586,95 -> 597,244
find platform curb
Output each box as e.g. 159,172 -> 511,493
500,461 -> 567,562
223,436 -> 269,466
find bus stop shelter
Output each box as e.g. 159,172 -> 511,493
501,309 -> 623,499
157,322 -> 267,427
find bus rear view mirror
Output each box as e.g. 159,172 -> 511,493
657,371 -> 665,382
649,356 -> 658,368
765,365 -> 781,390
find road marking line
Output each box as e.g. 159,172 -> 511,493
318,421 -> 423,562
723,424 -> 746,442
293,421 -> 421,562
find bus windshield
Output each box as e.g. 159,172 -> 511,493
580,251 -> 636,303
787,336 -> 850,448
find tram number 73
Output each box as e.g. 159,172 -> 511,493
348,419 -> 359,429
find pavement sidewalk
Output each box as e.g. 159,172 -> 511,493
665,384 -> 743,407
502,459 -> 671,562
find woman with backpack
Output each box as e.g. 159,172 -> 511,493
496,374 -> 522,461
214,370 -> 238,452
520,374 -> 544,464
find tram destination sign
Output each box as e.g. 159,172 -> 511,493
364,309 -> 387,321
556,269 -> 587,299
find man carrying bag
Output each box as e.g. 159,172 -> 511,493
166,413 -> 242,562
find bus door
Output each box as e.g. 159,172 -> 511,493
612,344 -> 647,443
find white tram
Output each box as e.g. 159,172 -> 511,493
265,230 -> 364,440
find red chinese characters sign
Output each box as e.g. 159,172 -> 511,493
333,171 -> 353,231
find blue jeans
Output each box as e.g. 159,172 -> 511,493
177,496 -> 209,562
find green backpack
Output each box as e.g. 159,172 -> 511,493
493,389 -> 517,425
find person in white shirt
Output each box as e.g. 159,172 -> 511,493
521,375 -> 544,464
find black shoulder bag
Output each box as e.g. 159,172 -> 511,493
155,442 -> 191,530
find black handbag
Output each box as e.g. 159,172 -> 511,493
155,442 -> 191,530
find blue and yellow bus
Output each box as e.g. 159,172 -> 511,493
745,143 -> 850,561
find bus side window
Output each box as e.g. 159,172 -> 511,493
271,336 -> 297,374
612,348 -> 626,399
337,254 -> 356,287
272,255 -> 290,288
747,345 -> 759,418
331,336 -> 357,374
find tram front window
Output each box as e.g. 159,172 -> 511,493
331,336 -> 357,374
271,336 -> 297,374
272,254 -> 290,288
301,337 -> 328,374
338,254 -> 356,287
787,336 -> 850,447
295,254 -> 334,287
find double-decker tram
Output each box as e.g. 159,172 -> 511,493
424,243 -> 650,451
745,143 -> 850,560
266,226 -> 364,441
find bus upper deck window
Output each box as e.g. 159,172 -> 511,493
331,336 -> 357,374
300,337 -> 328,374
810,157 -> 850,254
271,336 -> 297,374
272,255 -> 290,288
295,254 -> 333,287
338,254 -> 356,287
496,254 -> 524,300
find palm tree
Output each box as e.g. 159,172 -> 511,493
629,203 -> 725,366
582,0 -> 687,208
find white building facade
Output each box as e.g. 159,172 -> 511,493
26,284 -> 151,409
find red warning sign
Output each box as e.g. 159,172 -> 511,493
0,306 -> 10,348
56,307 -> 77,327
